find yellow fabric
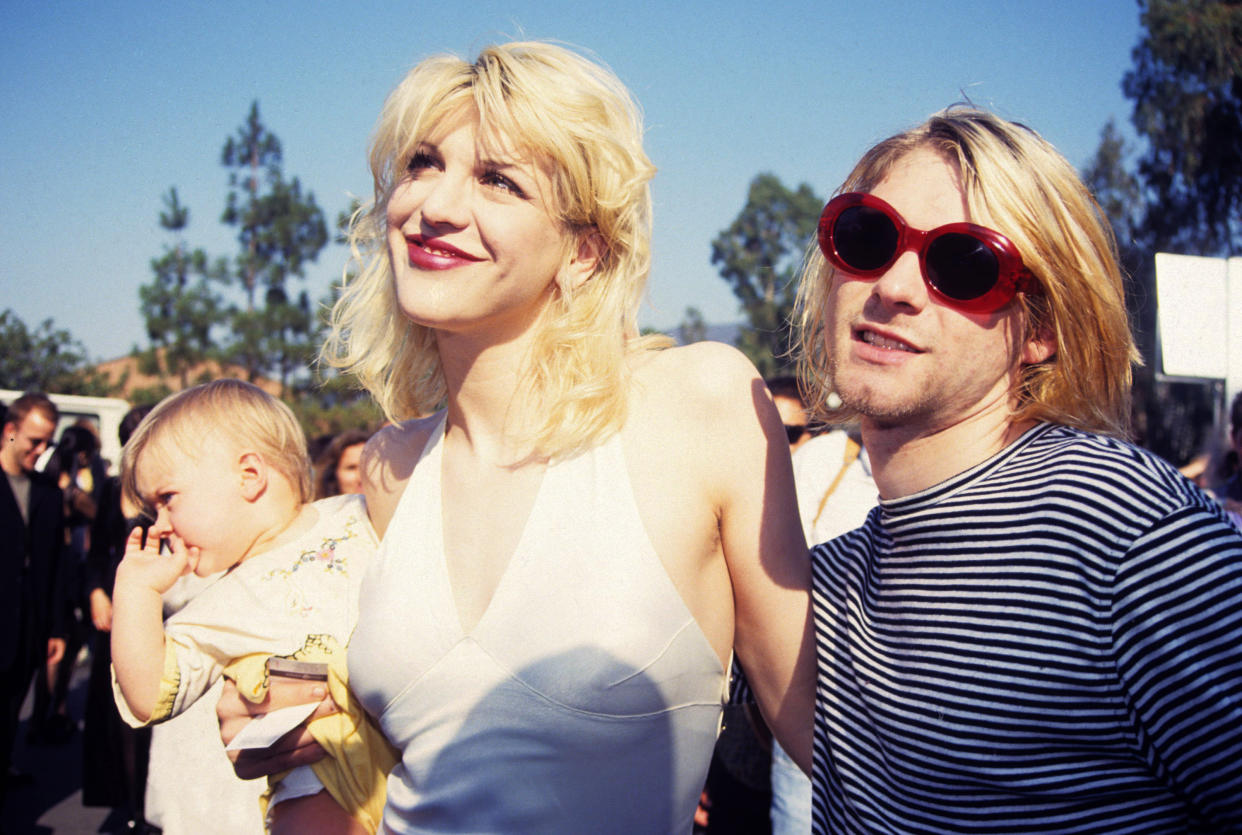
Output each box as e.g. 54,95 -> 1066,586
224,637 -> 398,835
150,641 -> 183,722
110,641 -> 183,728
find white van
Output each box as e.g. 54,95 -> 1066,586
0,389 -> 132,475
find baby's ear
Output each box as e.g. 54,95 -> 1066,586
238,451 -> 267,502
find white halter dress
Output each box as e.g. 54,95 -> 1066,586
348,414 -> 726,833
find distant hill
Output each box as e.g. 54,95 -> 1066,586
702,322 -> 742,346
657,321 -> 742,346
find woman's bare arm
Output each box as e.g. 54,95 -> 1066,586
692,346 -> 816,772
628,342 -> 815,772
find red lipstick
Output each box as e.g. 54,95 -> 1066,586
405,235 -> 482,270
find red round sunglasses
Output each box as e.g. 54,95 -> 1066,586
817,192 -> 1037,314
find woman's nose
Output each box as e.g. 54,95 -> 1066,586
419,172 -> 471,229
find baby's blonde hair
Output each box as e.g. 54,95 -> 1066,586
321,40 -> 670,459
121,379 -> 312,518
796,106 -> 1139,437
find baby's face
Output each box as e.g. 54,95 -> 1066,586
136,437 -> 250,577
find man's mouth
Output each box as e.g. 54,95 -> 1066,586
858,329 -> 918,353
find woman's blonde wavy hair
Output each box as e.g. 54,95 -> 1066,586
321,41 -> 670,459
795,107 -> 1139,438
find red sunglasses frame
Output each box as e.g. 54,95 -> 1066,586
817,192 -> 1036,314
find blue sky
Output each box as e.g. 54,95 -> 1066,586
1,0 -> 1144,362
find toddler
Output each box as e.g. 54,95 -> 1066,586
110,379 -> 394,834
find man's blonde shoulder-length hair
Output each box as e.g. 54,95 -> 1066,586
795,106 -> 1140,438
321,40 -> 671,460
121,379 -> 313,519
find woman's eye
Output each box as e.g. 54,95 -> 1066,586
482,170 -> 526,198
406,151 -> 437,174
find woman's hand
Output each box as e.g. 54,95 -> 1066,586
216,677 -> 339,780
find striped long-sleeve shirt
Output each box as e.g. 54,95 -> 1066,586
810,422 -> 1242,833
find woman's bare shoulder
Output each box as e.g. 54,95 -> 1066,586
629,340 -> 767,415
623,341 -> 776,489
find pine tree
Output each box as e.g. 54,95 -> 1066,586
219,101 -> 328,394
138,187 -> 225,389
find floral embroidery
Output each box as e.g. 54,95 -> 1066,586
264,515 -> 361,582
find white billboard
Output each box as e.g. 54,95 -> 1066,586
1155,253 -> 1242,410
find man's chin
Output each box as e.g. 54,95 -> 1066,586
844,392 -> 927,429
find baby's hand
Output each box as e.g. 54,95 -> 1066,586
116,526 -> 198,595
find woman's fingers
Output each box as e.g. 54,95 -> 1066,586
216,676 -> 339,779
228,721 -> 328,779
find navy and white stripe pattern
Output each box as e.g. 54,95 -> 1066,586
810,423 -> 1242,833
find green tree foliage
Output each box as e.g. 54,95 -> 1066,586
138,187 -> 226,389
1083,116 -> 1220,466
1081,119 -> 1150,354
0,309 -> 116,396
711,173 -> 823,376
293,223 -> 387,435
1081,120 -> 1144,261
1087,0 -> 1242,464
126,382 -> 176,408
1080,121 -> 1166,453
1123,0 -> 1242,254
292,367 -> 385,439
335,197 -> 363,247
219,101 -> 328,394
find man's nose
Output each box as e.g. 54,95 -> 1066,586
870,250 -> 929,312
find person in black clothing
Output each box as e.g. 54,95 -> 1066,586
29,423 -> 107,744
81,405 -> 153,831
0,393 -> 66,801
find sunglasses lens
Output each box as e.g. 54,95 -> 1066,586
833,206 -> 898,272
925,233 -> 1000,301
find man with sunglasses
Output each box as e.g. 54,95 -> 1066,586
791,108 -> 1242,832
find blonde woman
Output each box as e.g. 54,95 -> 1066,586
224,41 -> 813,833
